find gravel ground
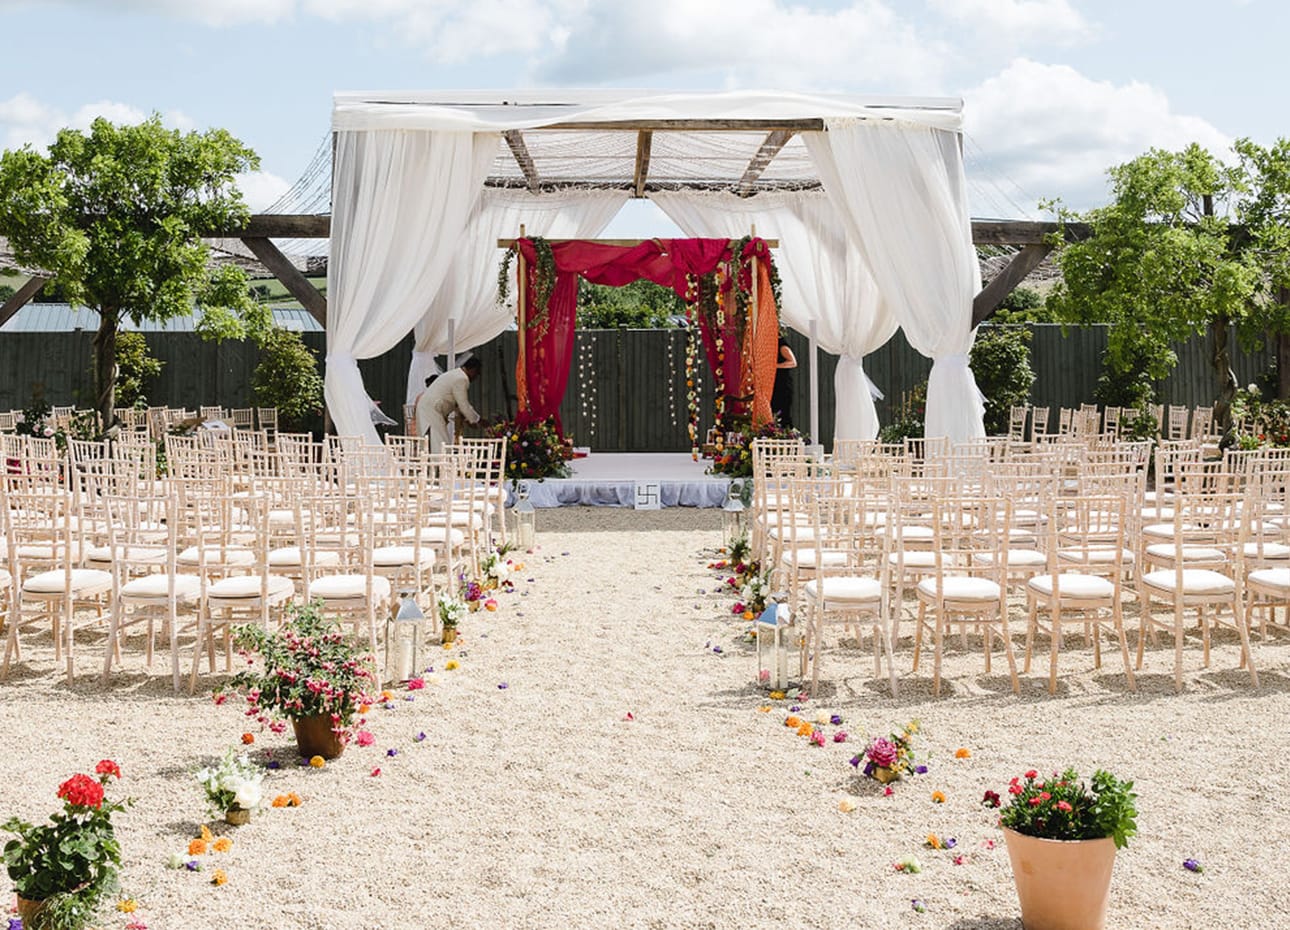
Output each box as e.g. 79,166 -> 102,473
2,505 -> 1288,929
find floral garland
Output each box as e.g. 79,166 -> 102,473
713,271 -> 727,446
683,273 -> 703,460
496,237 -> 559,339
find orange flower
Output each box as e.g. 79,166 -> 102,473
288,792 -> 302,807
757,705 -> 771,713
241,732 -> 255,745
380,690 -> 394,702
211,868 -> 227,886
200,824 -> 213,842
212,837 -> 232,853
796,722 -> 813,737
926,834 -> 943,849
954,747 -> 972,759
358,704 -> 371,715
742,610 -> 754,620
272,795 -> 289,808
931,790 -> 946,804
309,755 -> 325,768
784,716 -> 802,728
188,838 -> 208,856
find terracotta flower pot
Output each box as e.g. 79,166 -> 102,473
1003,827 -> 1117,930
292,713 -> 346,760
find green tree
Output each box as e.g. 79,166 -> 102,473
113,331 -> 163,408
1233,137 -> 1290,398
576,279 -> 682,329
252,327 -> 323,432
970,325 -> 1035,434
1046,144 -> 1258,427
0,116 -> 269,429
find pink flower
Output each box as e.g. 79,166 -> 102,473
883,786 -> 894,797
833,731 -> 848,743
356,730 -> 375,747
370,767 -> 381,777
809,730 -> 825,747
406,677 -> 425,690
866,737 -> 899,768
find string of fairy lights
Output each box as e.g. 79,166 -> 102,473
575,333 -> 598,442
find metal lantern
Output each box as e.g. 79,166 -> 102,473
384,594 -> 427,684
722,478 -> 746,548
514,481 -> 537,551
755,596 -> 797,691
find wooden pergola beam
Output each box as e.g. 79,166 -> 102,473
737,130 -> 795,195
632,131 -> 653,199
240,238 -> 327,327
971,243 -> 1052,327
503,129 -> 540,193
970,219 -> 1090,246
0,275 -> 50,329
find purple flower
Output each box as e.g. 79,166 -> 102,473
790,705 -> 801,713
1184,858 -> 1204,873
911,899 -> 926,913
498,682 -> 509,689
386,748 -> 398,757
185,860 -> 201,871
415,732 -> 427,742
848,754 -> 862,768
9,918 -> 23,930
944,837 -> 957,849
915,764 -> 929,775
404,695 -> 416,702
712,646 -> 723,654
829,714 -> 843,726
266,760 -> 281,770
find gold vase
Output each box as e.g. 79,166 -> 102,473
872,766 -> 902,784
225,806 -> 251,826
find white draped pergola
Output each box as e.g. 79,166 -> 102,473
327,90 -> 985,446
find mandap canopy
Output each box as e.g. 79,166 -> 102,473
326,90 -> 985,446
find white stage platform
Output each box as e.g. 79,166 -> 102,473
519,453 -> 732,508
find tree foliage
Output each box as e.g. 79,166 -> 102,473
0,115 -> 268,428
113,331 -> 163,408
1233,137 -> 1290,342
970,325 -> 1036,434
576,279 -> 683,329
252,328 -> 323,431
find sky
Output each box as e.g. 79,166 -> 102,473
0,0 -> 1282,239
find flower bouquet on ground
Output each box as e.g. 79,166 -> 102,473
2,760 -> 130,930
195,750 -> 265,825
998,768 -> 1137,930
733,563 -> 773,619
486,416 -> 572,480
221,600 -> 378,759
439,594 -> 466,643
480,547 -> 511,589
459,574 -> 484,613
858,720 -> 920,784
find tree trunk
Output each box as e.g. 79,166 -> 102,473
1211,315 -> 1237,431
93,308 -> 119,433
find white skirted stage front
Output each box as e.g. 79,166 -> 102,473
519,453 -> 731,508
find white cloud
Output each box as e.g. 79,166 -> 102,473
235,170 -> 292,211
0,96 -> 199,153
0,0 -> 296,25
962,59 -> 1231,212
927,0 -> 1094,46
531,0 -> 947,92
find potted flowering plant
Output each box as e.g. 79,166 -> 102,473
195,750 -> 265,825
858,720 -> 920,784
459,575 -> 484,613
2,760 -> 130,930
997,768 -> 1137,930
439,594 -> 466,644
221,600 -> 377,760
480,547 -> 510,590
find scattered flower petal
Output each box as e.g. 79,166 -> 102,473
386,748 -> 399,757
914,764 -> 929,775
309,756 -> 325,768
954,747 -> 971,759
241,732 -> 255,745
498,682 -> 509,690
406,677 -> 425,690
833,731 -> 848,743
883,786 -> 894,797
838,798 -> 856,813
211,868 -> 227,886
931,790 -> 946,804
911,899 -> 927,913
185,860 -> 201,872
830,714 -> 843,726
445,660 -> 460,671
371,767 -> 382,777
356,730 -> 375,747
188,839 -> 207,856
415,732 -> 427,742
212,837 -> 232,853
116,898 -> 138,913
1184,858 -> 1204,873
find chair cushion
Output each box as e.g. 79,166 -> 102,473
372,545 -> 436,569
804,576 -> 881,603
1248,567 -> 1290,593
976,548 -> 1047,567
1139,507 -> 1176,521
308,574 -> 391,601
178,546 -> 254,567
1141,569 -> 1235,595
1144,544 -> 1225,562
120,574 -> 203,599
424,510 -> 485,530
23,568 -> 113,595
1026,572 -> 1115,599
1057,546 -> 1134,566
84,544 -> 168,565
916,576 -> 1001,601
887,550 -> 937,569
877,524 -> 934,541
268,547 -> 341,568
401,526 -> 466,546
1142,522 -> 1195,539
780,548 -> 848,570
208,574 -> 294,600
1244,542 -> 1290,560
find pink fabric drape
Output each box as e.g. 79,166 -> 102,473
514,237 -> 776,431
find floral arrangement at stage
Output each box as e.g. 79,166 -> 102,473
220,601 -> 378,746
998,768 -> 1138,847
2,760 -> 130,930
709,420 -> 807,478
195,750 -> 265,820
854,720 -> 921,784
879,381 -> 927,443
486,417 -> 572,480
1230,383 -> 1290,448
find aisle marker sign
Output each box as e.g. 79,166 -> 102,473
634,481 -> 661,510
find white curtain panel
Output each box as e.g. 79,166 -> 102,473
326,129 -> 498,442
805,120 -> 984,442
649,189 -> 897,440
405,188 -> 630,405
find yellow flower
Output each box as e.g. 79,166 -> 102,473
309,755 -> 326,769
443,641 -> 454,650
445,660 -> 459,671
116,899 -> 138,913
212,837 -> 232,853
211,868 -> 228,886
288,792 -> 302,807
757,705 -> 771,713
955,747 -> 972,759
838,798 -> 856,813
768,691 -> 786,700
796,722 -> 813,737
200,824 -> 213,842
931,790 -> 946,804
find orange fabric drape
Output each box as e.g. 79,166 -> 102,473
749,260 -> 779,427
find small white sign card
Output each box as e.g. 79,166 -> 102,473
634,481 -> 661,510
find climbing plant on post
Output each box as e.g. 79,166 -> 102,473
0,116 -> 269,431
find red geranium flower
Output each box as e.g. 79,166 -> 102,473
1024,769 -> 1038,779
57,772 -> 105,809
95,759 -> 121,779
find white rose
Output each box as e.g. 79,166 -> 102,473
233,779 -> 262,809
